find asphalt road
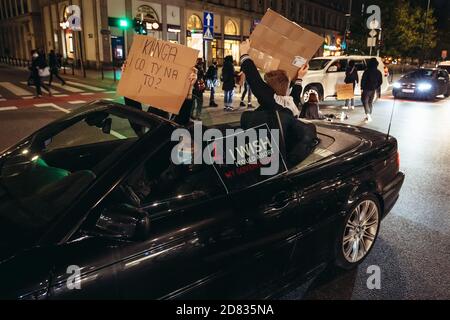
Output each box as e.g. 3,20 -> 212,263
0,64 -> 449,299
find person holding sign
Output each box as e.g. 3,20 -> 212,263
238,40 -> 317,168
343,60 -> 359,110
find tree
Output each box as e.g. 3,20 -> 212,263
348,0 -> 437,59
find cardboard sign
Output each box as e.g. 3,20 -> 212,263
336,83 -> 355,100
117,35 -> 199,115
206,124 -> 288,194
249,9 -> 323,79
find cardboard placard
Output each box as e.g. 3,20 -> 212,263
336,83 -> 355,100
117,35 -> 199,115
249,9 -> 323,79
206,124 -> 288,194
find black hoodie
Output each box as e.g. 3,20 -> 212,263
361,58 -> 383,91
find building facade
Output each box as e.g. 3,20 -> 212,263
0,0 -> 44,59
1,0 -> 349,67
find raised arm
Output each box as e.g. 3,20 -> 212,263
290,64 -> 308,106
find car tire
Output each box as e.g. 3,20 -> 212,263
302,85 -> 322,104
334,195 -> 381,270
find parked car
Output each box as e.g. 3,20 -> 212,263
392,68 -> 450,100
0,100 -> 404,299
301,55 -> 390,103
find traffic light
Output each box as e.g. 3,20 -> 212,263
118,18 -> 130,29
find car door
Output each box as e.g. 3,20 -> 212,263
324,59 -> 347,98
49,142 -> 299,299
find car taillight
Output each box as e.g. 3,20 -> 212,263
396,152 -> 400,169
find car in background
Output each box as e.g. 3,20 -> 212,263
392,68 -> 450,101
301,56 -> 390,103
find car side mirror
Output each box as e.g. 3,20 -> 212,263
95,204 -> 150,241
328,66 -> 338,73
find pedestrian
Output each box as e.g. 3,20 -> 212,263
343,60 -> 359,110
205,60 -> 219,107
221,55 -> 236,111
239,72 -> 254,109
239,40 -> 317,168
191,58 -> 206,120
30,50 -> 51,98
27,49 -> 36,86
361,57 -> 382,123
48,50 -> 66,86
300,92 -> 325,120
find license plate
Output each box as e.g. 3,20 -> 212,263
402,89 -> 414,93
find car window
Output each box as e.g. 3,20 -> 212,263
46,113 -> 140,152
309,59 -> 331,70
328,59 -> 347,72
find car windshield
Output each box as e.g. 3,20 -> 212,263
0,107 -> 157,247
309,59 -> 331,70
405,69 -> 435,79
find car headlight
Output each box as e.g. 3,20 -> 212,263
393,82 -> 402,89
417,83 -> 432,91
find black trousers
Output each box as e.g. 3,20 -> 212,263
49,68 -> 65,86
362,90 -> 376,115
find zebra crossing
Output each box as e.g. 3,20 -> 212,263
0,80 -> 108,99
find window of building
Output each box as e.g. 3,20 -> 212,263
187,14 -> 202,32
224,19 -> 239,35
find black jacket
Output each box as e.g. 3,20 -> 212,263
300,102 -> 325,120
345,66 -> 359,86
206,65 -> 218,81
48,52 -> 59,69
221,60 -> 236,91
239,55 -> 317,168
361,67 -> 382,91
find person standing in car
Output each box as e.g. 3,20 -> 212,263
361,58 -> 382,123
344,60 -> 359,110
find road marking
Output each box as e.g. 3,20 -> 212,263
105,91 -> 117,94
20,82 -> 61,94
53,94 -> 69,97
103,98 -> 115,101
0,106 -> 18,111
80,92 -> 95,96
0,82 -> 33,96
34,103 -> 70,113
0,98 -> 6,102
68,100 -> 87,104
66,81 -> 105,91
22,96 -> 34,99
51,83 -> 84,93
110,131 -> 127,139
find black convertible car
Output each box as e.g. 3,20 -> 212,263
0,101 -> 404,299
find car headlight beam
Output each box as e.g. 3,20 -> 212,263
393,82 -> 402,89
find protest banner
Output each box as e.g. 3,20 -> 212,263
249,9 -> 323,79
206,125 -> 288,194
336,83 -> 355,100
117,35 -> 199,114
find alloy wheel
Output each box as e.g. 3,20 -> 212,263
342,199 -> 379,263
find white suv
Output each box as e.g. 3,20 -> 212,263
301,56 -> 390,102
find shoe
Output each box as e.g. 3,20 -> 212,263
342,106 -> 349,110
34,95 -> 42,99
367,114 -> 373,122
240,101 -> 246,107
210,102 -> 218,107
350,106 -> 355,110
